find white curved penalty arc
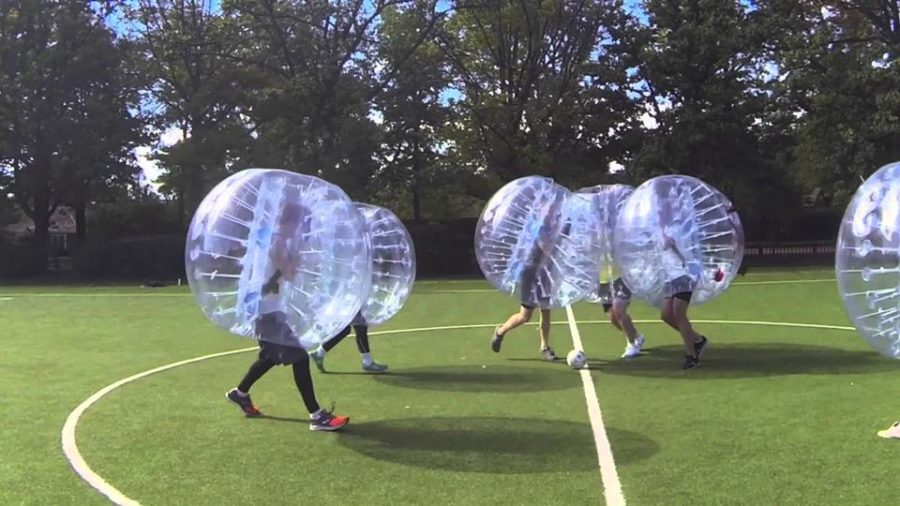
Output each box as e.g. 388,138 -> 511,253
61,325 -> 512,505
61,319 -> 857,505
61,348 -> 256,506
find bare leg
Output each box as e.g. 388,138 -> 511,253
661,298 -> 691,355
672,297 -> 702,356
612,299 -> 639,344
609,310 -> 623,331
660,298 -> 680,332
498,306 -> 535,336
538,309 -> 552,350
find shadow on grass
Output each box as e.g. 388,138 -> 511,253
252,414 -> 307,424
336,417 -> 658,474
596,342 -> 897,379
371,365 -> 580,393
505,357 -> 570,366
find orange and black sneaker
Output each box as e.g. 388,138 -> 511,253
225,388 -> 262,417
309,407 -> 349,432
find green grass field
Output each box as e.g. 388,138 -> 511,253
2,267 -> 898,505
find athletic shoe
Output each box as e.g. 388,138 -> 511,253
877,421 -> 900,439
621,344 -> 640,358
682,354 -> 700,370
225,388 -> 262,417
490,327 -> 503,353
694,336 -> 709,359
622,334 -> 645,358
362,361 -> 389,373
311,347 -> 326,373
541,347 -> 558,361
309,408 -> 349,432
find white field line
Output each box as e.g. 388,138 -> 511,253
2,277 -> 838,298
565,305 -> 626,506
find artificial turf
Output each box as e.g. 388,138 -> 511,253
1,267 -> 897,505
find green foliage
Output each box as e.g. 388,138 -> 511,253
218,0 -> 402,199
0,0 -> 145,265
128,0 -> 252,220
373,1 -> 460,221
768,0 -> 900,207
0,170 -> 15,233
3,0 -> 900,247
437,0 -> 641,188
632,0 -> 801,238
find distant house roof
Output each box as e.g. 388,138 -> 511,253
4,206 -> 76,237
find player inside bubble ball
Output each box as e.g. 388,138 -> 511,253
657,189 -> 710,370
310,310 -> 389,373
490,197 -> 568,362
225,201 -> 350,431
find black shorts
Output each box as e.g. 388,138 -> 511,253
669,291 -> 693,303
599,278 -> 631,312
519,262 -> 549,309
255,312 -> 309,365
663,274 -> 696,298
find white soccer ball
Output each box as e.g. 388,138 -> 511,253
566,349 -> 587,369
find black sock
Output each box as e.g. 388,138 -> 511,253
291,357 -> 320,414
237,357 -> 276,393
323,325 -> 352,352
354,325 -> 370,354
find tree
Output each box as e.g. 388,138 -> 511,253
0,169 -> 15,234
0,1 -> 146,267
54,36 -> 147,240
832,1 -> 900,59
632,0 -> 796,237
766,0 -> 900,206
434,0 -> 641,187
373,1 -> 455,221
220,0 -> 438,199
128,0 -> 250,223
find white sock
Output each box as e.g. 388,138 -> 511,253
309,409 -> 322,420
361,353 -> 373,366
235,389 -> 249,397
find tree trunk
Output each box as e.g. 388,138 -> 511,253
411,138 -> 422,223
412,185 -> 421,223
178,188 -> 186,228
32,191 -> 51,275
27,148 -> 53,274
75,201 -> 86,239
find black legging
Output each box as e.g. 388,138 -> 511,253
237,356 -> 320,414
323,325 -> 370,354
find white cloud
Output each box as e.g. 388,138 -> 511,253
136,126 -> 184,191
160,126 -> 184,146
135,146 -> 162,190
762,62 -> 781,82
873,53 -> 892,69
638,97 -> 670,130
368,109 -> 384,125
